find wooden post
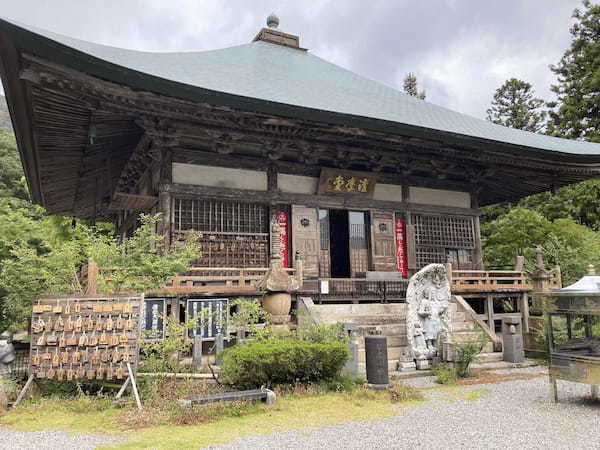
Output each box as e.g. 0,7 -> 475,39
521,291 -> 530,333
126,362 -> 143,411
13,374 -> 35,407
86,260 -> 99,295
115,376 -> 131,400
486,295 -> 495,332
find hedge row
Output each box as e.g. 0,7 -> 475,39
220,339 -> 349,389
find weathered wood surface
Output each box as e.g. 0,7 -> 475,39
452,270 -> 532,292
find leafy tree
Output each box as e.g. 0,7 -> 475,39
403,73 -> 426,99
486,78 -> 546,132
0,130 -> 28,200
546,0 -> 600,141
87,213 -> 199,293
482,207 -> 600,284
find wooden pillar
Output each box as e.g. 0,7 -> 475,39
521,292 -> 530,333
86,260 -> 99,295
158,191 -> 172,250
486,295 -> 494,332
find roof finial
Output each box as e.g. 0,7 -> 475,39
267,13 -> 279,29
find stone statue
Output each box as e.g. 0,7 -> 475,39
406,264 -> 451,368
0,332 -> 16,377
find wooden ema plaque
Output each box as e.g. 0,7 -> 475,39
28,294 -> 143,381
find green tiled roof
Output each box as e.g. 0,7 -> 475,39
3,18 -> 600,156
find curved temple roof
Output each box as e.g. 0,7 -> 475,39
2,17 -> 600,158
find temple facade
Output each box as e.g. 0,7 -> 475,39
1,16 -> 600,350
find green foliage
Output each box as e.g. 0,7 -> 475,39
294,322 -> 349,344
482,207 -> 552,267
228,298 -> 268,339
87,213 -> 199,293
389,382 -> 425,402
486,78 -> 546,132
482,206 -> 600,285
433,365 -> 458,385
0,130 -> 28,200
140,314 -> 203,373
403,73 -> 426,99
220,339 -> 349,389
453,333 -> 487,378
547,0 -> 600,142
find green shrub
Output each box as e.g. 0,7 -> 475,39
389,382 -> 424,403
454,332 -> 487,378
295,322 -> 349,344
220,339 -> 349,389
433,365 -> 457,384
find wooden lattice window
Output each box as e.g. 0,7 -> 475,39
412,214 -> 475,269
172,198 -> 269,268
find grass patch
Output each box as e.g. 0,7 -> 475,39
1,380 -> 423,449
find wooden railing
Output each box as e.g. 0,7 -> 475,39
450,270 -> 532,292
83,264 -> 295,295
453,295 -> 502,349
316,278 -> 409,303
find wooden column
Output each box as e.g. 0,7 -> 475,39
521,292 -> 530,333
158,191 -> 172,250
486,295 -> 495,331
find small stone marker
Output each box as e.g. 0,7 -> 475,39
215,333 -> 224,366
192,335 -> 203,372
502,317 -> 524,363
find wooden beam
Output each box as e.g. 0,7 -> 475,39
162,182 -> 480,217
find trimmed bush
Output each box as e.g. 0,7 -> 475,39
220,339 -> 349,389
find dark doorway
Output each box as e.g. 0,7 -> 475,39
329,209 -> 350,278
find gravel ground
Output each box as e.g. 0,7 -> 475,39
0,428 -> 124,450
207,367 -> 600,450
1,367 -> 598,450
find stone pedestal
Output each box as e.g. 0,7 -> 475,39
415,359 -> 430,370
502,317 -> 524,363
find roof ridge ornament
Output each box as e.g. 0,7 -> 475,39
253,14 -> 306,51
267,13 -> 279,29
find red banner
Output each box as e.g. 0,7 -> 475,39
395,218 -> 408,276
277,211 -> 289,268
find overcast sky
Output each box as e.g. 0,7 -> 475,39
0,0 -> 584,119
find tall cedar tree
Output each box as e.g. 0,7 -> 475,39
403,73 -> 426,99
547,0 -> 600,141
486,78 -> 546,132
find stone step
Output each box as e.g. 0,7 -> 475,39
319,315 -> 406,325
451,331 -> 488,342
357,359 -> 399,375
451,321 -> 477,332
476,352 -> 504,363
357,346 -> 406,363
452,311 -> 466,322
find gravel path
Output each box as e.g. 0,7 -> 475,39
0,428 -> 124,450
207,367 -> 600,450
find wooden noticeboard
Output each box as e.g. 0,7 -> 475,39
28,294 -> 143,381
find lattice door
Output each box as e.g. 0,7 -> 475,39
292,205 -> 320,279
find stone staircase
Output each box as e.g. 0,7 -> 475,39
449,297 -> 499,357
297,298 -> 408,375
296,296 -> 503,375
